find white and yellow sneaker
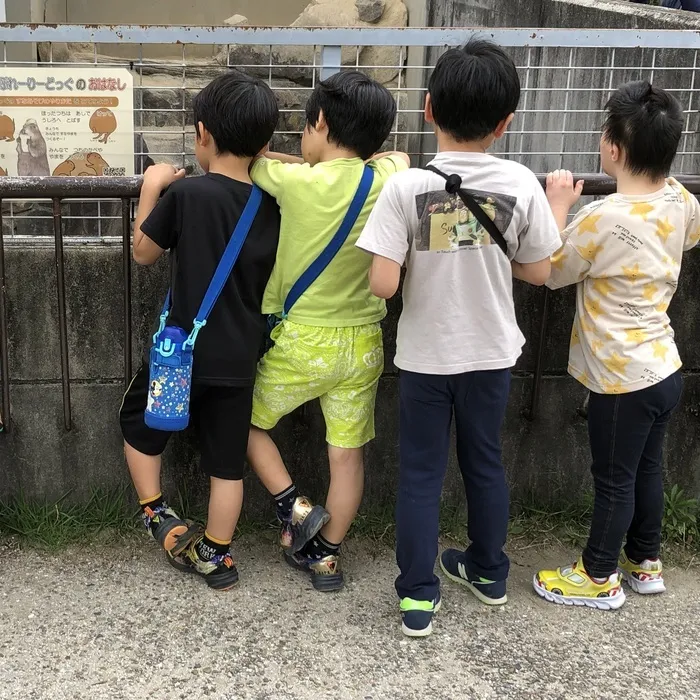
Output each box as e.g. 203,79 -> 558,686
534,557 -> 626,610
618,551 -> 666,595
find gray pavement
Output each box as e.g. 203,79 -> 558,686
1,534 -> 699,700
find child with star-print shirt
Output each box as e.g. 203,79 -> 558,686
533,81 -> 700,611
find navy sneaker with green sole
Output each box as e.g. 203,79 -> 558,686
400,592 -> 441,637
440,549 -> 507,605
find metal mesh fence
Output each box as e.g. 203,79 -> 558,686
0,26 -> 697,242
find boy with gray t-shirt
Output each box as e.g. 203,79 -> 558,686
357,39 -> 561,637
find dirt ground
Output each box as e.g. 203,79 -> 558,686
1,535 -> 699,700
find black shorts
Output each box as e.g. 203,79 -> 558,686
119,364 -> 253,481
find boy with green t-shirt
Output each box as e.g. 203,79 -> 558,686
247,71 -> 409,591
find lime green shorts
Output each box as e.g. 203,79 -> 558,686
252,320 -> 384,449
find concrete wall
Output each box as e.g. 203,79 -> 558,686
1,244 -> 699,518
41,0 -> 311,58
50,0 -> 310,26
2,0 -> 700,517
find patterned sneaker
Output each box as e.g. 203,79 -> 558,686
167,528 -> 239,591
400,593 -> 441,638
439,549 -> 507,605
534,557 -> 626,610
284,551 -> 344,592
279,496 -> 331,554
142,503 -> 188,553
618,551 -> 666,595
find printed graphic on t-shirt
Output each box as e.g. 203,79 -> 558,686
414,189 -> 516,252
547,178 -> 699,395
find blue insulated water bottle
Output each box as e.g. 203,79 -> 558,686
145,324 -> 193,431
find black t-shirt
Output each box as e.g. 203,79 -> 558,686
141,173 -> 280,386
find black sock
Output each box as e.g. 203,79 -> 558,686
301,534 -> 340,560
195,531 -> 230,562
274,484 -> 298,522
140,493 -> 165,515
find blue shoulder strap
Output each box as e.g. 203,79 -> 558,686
155,184 -> 263,347
282,165 -> 374,317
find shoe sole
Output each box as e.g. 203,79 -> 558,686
284,553 -> 345,592
155,519 -> 190,553
532,574 -> 626,610
289,505 -> 332,555
401,598 -> 442,638
169,522 -> 205,558
439,558 -> 507,606
165,550 -> 240,591
619,569 -> 666,595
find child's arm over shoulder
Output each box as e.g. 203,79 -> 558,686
264,151 -> 304,165
250,154 -> 309,202
368,151 -> 411,182
133,163 -> 186,266
356,175 -> 408,300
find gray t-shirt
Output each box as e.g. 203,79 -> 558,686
356,152 -> 561,375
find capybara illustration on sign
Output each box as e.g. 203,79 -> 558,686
52,151 -> 109,177
0,115 -> 15,142
89,108 -> 117,144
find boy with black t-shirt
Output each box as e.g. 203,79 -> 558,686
119,71 -> 280,590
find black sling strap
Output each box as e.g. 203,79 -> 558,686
423,164 -> 509,257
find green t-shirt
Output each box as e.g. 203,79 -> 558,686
251,155 -> 408,327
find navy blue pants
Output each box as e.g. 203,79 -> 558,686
395,369 -> 511,602
582,371 -> 683,578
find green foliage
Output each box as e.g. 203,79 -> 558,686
662,485 -> 698,546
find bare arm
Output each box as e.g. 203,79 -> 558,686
512,259 -> 552,287
369,151 -> 411,168
133,185 -> 164,265
133,163 -> 185,266
368,255 -> 402,299
546,169 -> 584,232
262,151 -> 304,165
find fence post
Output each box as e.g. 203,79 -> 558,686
53,197 -> 72,431
121,199 -> 132,387
320,45 -> 342,80
0,197 -> 9,433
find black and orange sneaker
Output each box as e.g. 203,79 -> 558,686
167,526 -> 239,591
142,503 -> 188,553
284,551 -> 344,592
279,496 -> 330,554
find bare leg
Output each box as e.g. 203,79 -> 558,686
124,441 -> 189,552
247,427 -> 293,496
206,477 -> 244,543
321,446 -> 364,544
125,441 -> 161,501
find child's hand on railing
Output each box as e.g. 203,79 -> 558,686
142,163 -> 186,193
546,169 -> 585,231
546,169 -> 584,209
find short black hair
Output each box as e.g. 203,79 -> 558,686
428,39 -> 520,142
192,70 -> 279,157
305,71 -> 396,160
603,80 -> 683,180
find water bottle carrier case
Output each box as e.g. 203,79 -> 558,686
145,319 -> 193,431
144,184 -> 263,432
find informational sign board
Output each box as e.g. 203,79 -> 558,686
0,67 -> 134,177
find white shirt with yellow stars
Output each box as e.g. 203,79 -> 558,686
547,178 -> 700,395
